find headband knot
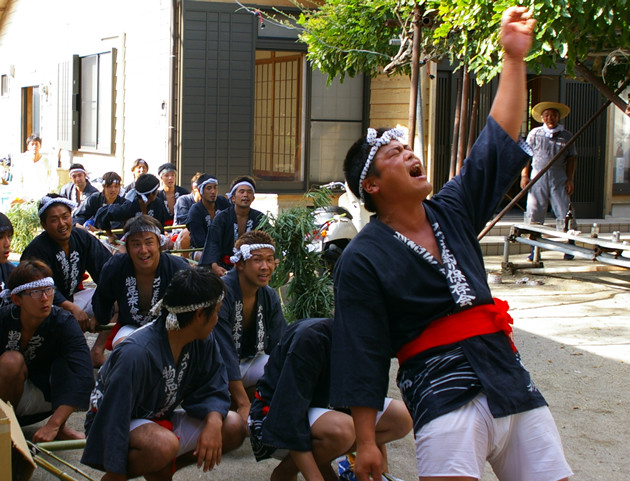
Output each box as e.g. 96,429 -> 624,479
358,128 -> 405,201
125,183 -> 159,204
229,243 -> 275,264
150,292 -> 225,331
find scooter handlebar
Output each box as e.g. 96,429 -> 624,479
318,181 -> 346,191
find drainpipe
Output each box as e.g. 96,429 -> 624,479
168,0 -> 180,170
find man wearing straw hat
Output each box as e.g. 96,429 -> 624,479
520,101 -> 577,259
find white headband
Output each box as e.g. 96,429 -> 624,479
38,196 -> 78,217
125,183 -> 159,203
121,224 -> 167,246
227,181 -> 255,199
358,128 -> 405,201
69,168 -> 87,176
198,178 -> 219,193
150,291 -> 225,331
0,276 -> 55,299
229,243 -> 275,264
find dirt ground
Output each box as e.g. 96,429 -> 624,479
22,251 -> 630,480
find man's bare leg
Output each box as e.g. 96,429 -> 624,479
90,330 -> 110,368
175,410 -> 247,471
0,351 -> 27,406
126,423 -> 179,480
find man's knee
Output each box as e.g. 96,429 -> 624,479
130,423 -> 180,460
221,410 -> 247,452
313,412 -> 355,449
0,351 -> 27,380
376,400 -> 413,443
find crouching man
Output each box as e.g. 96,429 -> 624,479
0,260 -> 94,442
250,318 -> 412,481
81,267 -> 247,480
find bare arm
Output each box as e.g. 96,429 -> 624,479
194,411 -> 224,472
228,380 -> 251,424
351,406 -> 382,481
290,450 -> 326,481
489,7 -> 536,140
520,163 -> 531,189
32,405 -> 77,443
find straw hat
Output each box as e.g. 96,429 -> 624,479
531,102 -> 570,123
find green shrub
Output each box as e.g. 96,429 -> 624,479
6,201 -> 41,253
259,188 -> 334,323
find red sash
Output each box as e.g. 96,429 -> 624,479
104,322 -> 122,351
396,298 -> 515,365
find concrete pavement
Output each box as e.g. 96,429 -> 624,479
24,251 -> 630,480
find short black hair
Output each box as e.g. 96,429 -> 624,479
102,171 -> 122,186
123,215 -> 164,241
343,128 -> 392,213
38,193 -> 72,223
230,175 -> 256,191
8,259 -> 53,291
234,230 -> 275,252
135,173 -> 160,194
0,212 -> 14,237
69,163 -> 86,172
162,267 -> 225,329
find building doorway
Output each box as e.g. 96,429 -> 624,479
21,86 -> 40,150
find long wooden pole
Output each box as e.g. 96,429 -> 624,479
408,4 -> 422,149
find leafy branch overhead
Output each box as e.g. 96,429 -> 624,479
297,0 -> 630,89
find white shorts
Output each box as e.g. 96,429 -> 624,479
415,393 -> 573,481
130,409 -> 205,457
16,380 -> 52,417
112,325 -> 138,346
270,398 -> 394,461
72,287 -> 95,318
239,352 -> 269,389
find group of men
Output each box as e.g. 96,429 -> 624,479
0,6 -> 575,481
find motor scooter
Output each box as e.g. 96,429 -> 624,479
310,182 -> 368,271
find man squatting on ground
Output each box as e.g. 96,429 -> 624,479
82,267 -> 246,480
250,317 -> 412,481
214,230 -> 286,423
90,215 -> 191,366
199,175 -> 264,277
21,194 -> 112,332
0,260 -> 93,442
331,8 -> 573,481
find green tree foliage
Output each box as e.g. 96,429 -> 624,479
258,188 -> 334,323
298,0 -> 630,88
6,201 -> 40,253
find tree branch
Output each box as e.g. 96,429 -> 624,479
575,60 -> 629,115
